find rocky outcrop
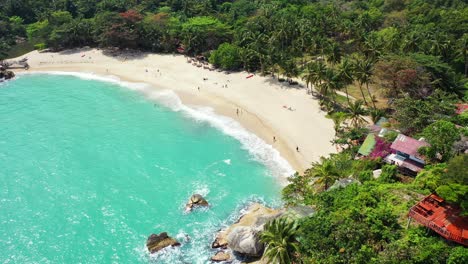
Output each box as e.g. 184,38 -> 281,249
211,251 -> 232,262
212,203 -> 283,258
0,68 -> 15,80
227,226 -> 263,257
146,232 -> 180,253
185,194 -> 209,211
212,233 -> 228,249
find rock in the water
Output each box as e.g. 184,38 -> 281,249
0,69 -> 15,80
211,233 -> 228,249
227,226 -> 264,257
186,194 -> 209,211
146,232 -> 180,253
211,251 -> 231,262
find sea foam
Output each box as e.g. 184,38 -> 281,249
17,71 -> 295,182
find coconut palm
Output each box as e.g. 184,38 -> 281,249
456,33 -> 468,77
362,34 -> 382,60
330,111 -> 349,133
326,42 -> 342,65
337,57 -> 354,104
355,58 -> 376,108
402,31 -> 420,53
306,157 -> 340,190
347,100 -> 368,128
369,108 -> 384,124
302,65 -> 314,92
319,67 -> 343,104
260,217 -> 300,264
303,61 -> 326,94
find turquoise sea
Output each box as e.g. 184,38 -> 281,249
0,73 -> 293,263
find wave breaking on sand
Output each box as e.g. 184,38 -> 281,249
18,71 -> 295,182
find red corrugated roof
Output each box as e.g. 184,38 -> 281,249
390,134 -> 429,157
409,194 -> 468,246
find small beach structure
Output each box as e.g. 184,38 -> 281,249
384,134 -> 429,175
357,134 -> 376,157
408,194 -> 468,246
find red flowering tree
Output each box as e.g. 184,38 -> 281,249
369,137 -> 392,159
119,10 -> 143,23
102,10 -> 143,48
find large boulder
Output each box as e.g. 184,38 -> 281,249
211,233 -> 228,249
212,203 -> 283,258
146,232 -> 180,253
227,226 -> 263,257
0,69 -> 15,80
185,194 -> 209,211
211,251 -> 232,262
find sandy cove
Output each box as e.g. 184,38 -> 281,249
12,48 -> 336,175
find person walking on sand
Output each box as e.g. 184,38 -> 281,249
273,136 -> 276,142
236,108 -> 239,116
296,146 -> 299,152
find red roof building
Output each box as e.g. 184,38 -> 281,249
390,134 -> 429,159
408,194 -> 468,246
385,134 -> 430,175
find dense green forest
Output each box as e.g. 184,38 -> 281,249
1,0 -> 467,263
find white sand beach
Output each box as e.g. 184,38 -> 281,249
12,48 -> 336,174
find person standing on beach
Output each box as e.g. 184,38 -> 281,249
236,109 -> 239,116
296,146 -> 299,152
273,136 -> 276,142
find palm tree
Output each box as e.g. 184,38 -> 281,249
326,42 -> 342,65
260,217 -> 300,264
355,58 -> 376,108
402,31 -> 420,53
347,100 -> 368,128
282,59 -> 299,82
457,33 -> 468,77
330,111 -> 349,133
369,108 -> 384,124
362,34 -> 382,60
320,67 -> 343,104
338,57 -> 354,104
302,65 -> 314,93
304,61 -> 326,94
307,157 -> 340,190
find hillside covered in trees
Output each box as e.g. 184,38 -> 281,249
1,0 -> 467,263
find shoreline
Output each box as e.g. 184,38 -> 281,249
12,48 -> 336,175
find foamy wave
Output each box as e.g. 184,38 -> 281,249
18,71 -> 295,181
17,71 -> 148,91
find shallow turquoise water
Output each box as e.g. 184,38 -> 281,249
0,74 -> 283,263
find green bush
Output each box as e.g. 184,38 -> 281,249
209,43 -> 241,70
34,43 -> 46,50
378,164 -> 398,183
357,170 -> 373,182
